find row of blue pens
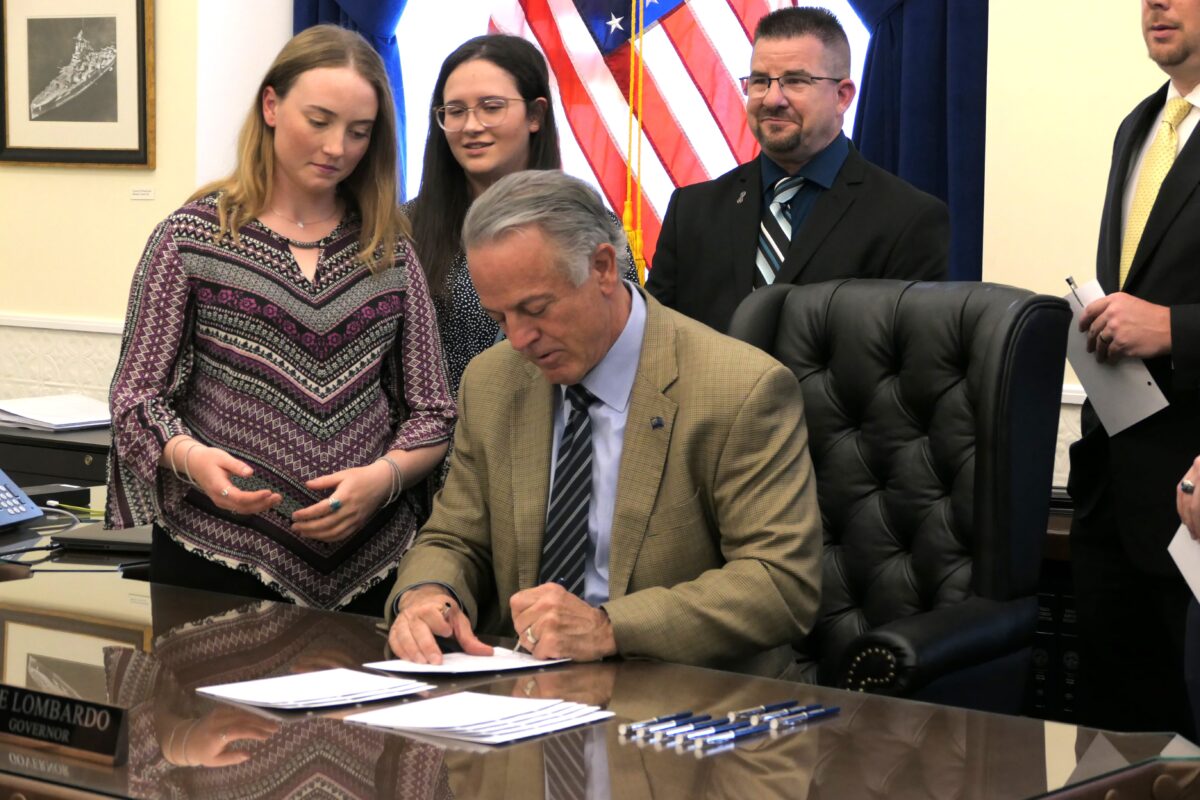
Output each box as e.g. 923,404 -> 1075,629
617,700 -> 840,751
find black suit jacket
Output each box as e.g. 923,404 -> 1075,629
1070,82 -> 1200,573
645,144 -> 950,332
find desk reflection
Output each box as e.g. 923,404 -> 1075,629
108,591 -> 450,799
63,580 -> 1189,800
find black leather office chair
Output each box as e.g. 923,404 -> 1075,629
728,280 -> 1070,713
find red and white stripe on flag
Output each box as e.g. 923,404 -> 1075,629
488,0 -> 777,267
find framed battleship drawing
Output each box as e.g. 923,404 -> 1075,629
0,0 -> 154,166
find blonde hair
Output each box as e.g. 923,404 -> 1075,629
191,24 -> 407,272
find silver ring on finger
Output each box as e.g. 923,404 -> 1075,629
525,625 -> 538,646
220,487 -> 230,498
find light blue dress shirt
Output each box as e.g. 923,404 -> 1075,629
547,283 -> 647,607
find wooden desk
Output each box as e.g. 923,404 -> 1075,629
0,572 -> 1189,799
0,427 -> 110,488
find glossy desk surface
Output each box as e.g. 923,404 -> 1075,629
0,570 -> 1192,800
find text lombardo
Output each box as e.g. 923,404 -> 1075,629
0,688 -> 112,730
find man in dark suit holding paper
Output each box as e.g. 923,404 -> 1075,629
1069,0 -> 1200,737
645,6 -> 948,333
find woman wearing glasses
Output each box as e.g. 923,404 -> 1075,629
408,34 -> 637,397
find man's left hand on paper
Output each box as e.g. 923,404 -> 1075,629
1080,292 -> 1171,363
510,582 -> 617,662
389,584 -> 493,665
1178,456 -> 1200,542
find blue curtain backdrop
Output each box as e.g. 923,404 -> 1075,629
293,0 -> 409,198
848,0 -> 987,281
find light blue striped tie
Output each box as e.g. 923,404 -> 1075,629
756,175 -> 805,285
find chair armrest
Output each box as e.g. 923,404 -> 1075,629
835,596 -> 1037,695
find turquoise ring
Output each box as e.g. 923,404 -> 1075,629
328,497 -> 343,512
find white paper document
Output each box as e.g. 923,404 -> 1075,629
0,393 -> 110,431
345,691 -> 613,744
364,646 -> 569,675
1169,524 -> 1200,603
197,667 -> 434,709
1063,280 -> 1168,435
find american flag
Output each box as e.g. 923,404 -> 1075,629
489,0 -> 782,266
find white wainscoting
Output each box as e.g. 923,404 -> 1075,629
0,322 -> 1089,491
0,318 -> 121,402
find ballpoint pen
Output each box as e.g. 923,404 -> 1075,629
750,703 -> 822,726
618,710 -> 695,737
636,714 -> 711,740
1066,276 -> 1083,307
673,719 -> 749,746
650,715 -> 716,742
769,705 -> 841,730
726,699 -> 799,722
700,721 -> 772,747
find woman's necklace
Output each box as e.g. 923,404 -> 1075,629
269,205 -> 338,230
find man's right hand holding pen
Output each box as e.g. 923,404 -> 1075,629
388,585 -> 493,665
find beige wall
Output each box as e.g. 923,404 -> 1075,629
984,3 -> 1172,484
0,0 -> 198,324
0,2 -> 289,402
982,4 -> 1163,296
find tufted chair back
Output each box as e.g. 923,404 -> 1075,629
729,280 -> 1070,710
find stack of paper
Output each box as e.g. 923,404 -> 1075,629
0,394 -> 110,431
197,668 -> 434,709
345,691 -> 613,744
365,646 -> 568,674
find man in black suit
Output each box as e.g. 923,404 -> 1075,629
645,6 -> 948,333
1070,0 -> 1200,737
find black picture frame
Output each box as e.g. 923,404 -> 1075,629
0,0 -> 155,167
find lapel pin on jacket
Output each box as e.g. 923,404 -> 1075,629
651,416 -> 665,430
736,190 -> 747,205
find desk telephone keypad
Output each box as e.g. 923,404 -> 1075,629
0,469 -> 43,528
0,484 -> 29,515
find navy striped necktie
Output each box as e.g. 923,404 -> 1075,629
756,175 -> 805,286
544,728 -> 588,800
540,384 -> 597,595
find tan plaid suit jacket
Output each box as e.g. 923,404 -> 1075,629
389,288 -> 821,677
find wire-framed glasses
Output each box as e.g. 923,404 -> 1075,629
739,73 -> 842,97
435,97 -> 528,132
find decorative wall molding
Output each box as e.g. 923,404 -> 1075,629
0,325 -> 120,402
0,314 -> 124,335
0,315 -> 1086,489
1061,384 -> 1086,405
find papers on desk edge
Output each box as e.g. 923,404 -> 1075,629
1062,280 -> 1168,435
365,647 -> 569,674
0,393 -> 110,431
196,667 -> 434,709
345,691 -> 613,745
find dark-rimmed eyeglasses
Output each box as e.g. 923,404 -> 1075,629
739,74 -> 843,97
434,97 -> 529,132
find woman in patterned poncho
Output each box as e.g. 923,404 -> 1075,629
106,25 -> 455,613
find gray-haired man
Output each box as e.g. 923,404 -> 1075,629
385,170 -> 821,678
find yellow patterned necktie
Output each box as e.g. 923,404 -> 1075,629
1119,97 -> 1194,287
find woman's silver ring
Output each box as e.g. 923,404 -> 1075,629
1182,479 -> 1195,495
328,497 -> 343,512
525,626 -> 537,645
220,487 -> 230,498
